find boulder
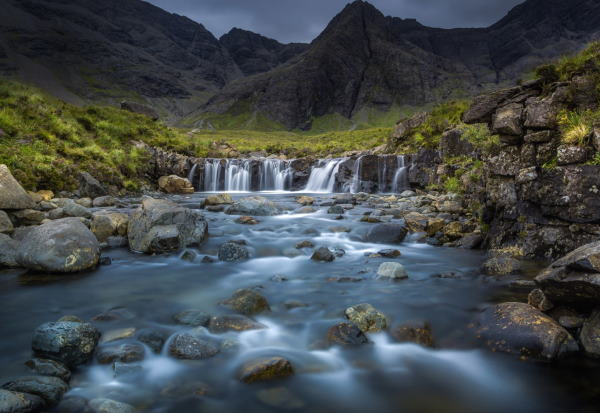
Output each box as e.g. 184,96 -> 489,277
2,376 -> 68,407
78,172 -> 107,198
224,289 -> 270,315
0,210 -> 13,233
92,196 -> 117,207
524,97 -> 559,129
18,218 -> 100,273
91,212 -> 129,243
63,202 -> 92,219
535,241 -> 600,305
168,330 -> 220,360
128,198 -> 208,254
327,205 -> 344,215
0,234 -> 19,268
364,223 -> 408,244
75,198 -> 92,208
89,398 -> 135,413
238,357 -> 294,384
463,87 -> 519,124
11,209 -> 45,225
0,389 -> 44,413
296,196 -> 314,206
218,241 -> 249,262
205,193 -> 233,205
474,302 -> 578,360
344,303 -> 388,333
0,164 -> 35,209
137,328 -> 169,353
391,321 -> 434,347
158,175 -> 194,194
25,358 -> 71,382
580,310 -> 600,357
208,315 -> 266,333
528,289 -> 554,312
32,321 -> 100,368
482,256 -> 522,276
327,322 -> 369,346
235,216 -> 259,225
377,262 -> 408,280
225,196 -> 280,216
311,247 -> 335,262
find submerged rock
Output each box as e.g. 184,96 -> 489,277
128,197 -> 208,254
2,376 -> 68,408
32,322 -> 100,368
0,164 -> 35,209
224,289 -> 270,316
311,247 -> 335,262
137,328 -> 169,353
376,262 -> 408,280
173,310 -> 211,327
208,315 -> 266,333
391,321 -> 434,347
0,389 -> 45,413
96,343 -> 145,364
88,398 -> 134,413
256,387 -> 305,410
218,241 -> 250,262
474,302 -> 578,361
327,322 -> 369,346
238,357 -> 294,384
225,196 -> 280,216
364,223 -> 407,244
17,218 -> 100,273
168,330 -> 220,360
344,303 -> 388,333
235,216 -> 259,225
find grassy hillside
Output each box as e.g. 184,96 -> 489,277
0,79 -> 391,192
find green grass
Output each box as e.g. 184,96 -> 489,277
0,79 -> 197,192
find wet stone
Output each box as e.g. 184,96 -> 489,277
218,241 -> 250,262
256,387 -> 305,410
2,376 -> 69,408
88,398 -> 134,413
32,321 -> 100,368
223,289 -> 270,316
377,262 -> 408,280
0,389 -> 45,413
239,357 -> 294,384
209,315 -> 266,333
391,321 -> 435,347
295,240 -> 314,249
137,328 -> 169,353
378,249 -> 401,258
344,303 -> 388,333
168,331 -> 220,360
100,328 -> 136,344
174,310 -> 211,327
327,322 -> 370,346
25,358 -> 71,382
311,247 -> 335,262
96,343 -> 145,364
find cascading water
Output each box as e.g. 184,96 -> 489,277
304,158 -> 347,192
261,159 -> 294,191
224,159 -> 252,191
392,155 -> 409,193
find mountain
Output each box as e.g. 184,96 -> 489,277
220,28 -> 309,77
202,0 -> 600,130
0,0 -> 243,121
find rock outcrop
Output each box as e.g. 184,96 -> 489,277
0,164 -> 34,209
128,197 -> 208,254
158,175 -> 194,194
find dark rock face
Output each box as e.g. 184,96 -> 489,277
580,310 -> 600,357
2,376 -> 68,408
0,0 -> 241,120
220,28 -> 308,76
327,322 -> 370,346
25,358 -> 71,382
32,322 -> 100,368
121,101 -> 159,121
474,302 -> 578,361
78,172 -> 107,198
0,389 -> 45,413
203,0 -> 600,129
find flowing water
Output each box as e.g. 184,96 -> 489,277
0,193 -> 591,412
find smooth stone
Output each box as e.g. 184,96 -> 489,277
225,196 -> 280,216
32,322 -> 100,368
2,376 -> 68,408
168,331 -> 220,360
0,233 -> 19,268
100,328 -> 136,344
391,321 -> 435,347
92,196 -> 117,207
224,289 -> 270,316
208,315 -> 266,333
96,343 -> 145,364
137,328 -> 169,353
173,310 -> 211,327
0,389 -> 45,413
256,387 -> 305,410
344,303 -> 388,333
311,247 -> 335,262
24,358 -> 71,382
0,210 -> 14,233
327,205 -> 344,215
378,249 -> 401,258
364,223 -> 408,244
581,310 -> 600,357
295,240 -> 314,249
376,262 -> 408,280
238,357 -> 294,384
205,193 -> 233,205
88,398 -> 134,413
218,241 -> 250,262
327,322 -> 369,346
0,164 -> 35,209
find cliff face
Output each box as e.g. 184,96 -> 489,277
203,0 -> 600,129
220,28 -> 309,77
0,0 -> 243,120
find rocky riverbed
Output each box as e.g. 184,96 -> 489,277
2,160 -> 600,412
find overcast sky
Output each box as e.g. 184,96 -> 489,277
146,0 -> 525,43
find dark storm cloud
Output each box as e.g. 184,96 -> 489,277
146,0 -> 525,43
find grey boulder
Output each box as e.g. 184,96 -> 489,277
32,321 -> 100,368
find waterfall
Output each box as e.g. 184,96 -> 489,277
203,159 -> 222,192
187,164 -> 198,189
305,158 -> 346,192
261,159 -> 294,191
392,155 -> 409,193
224,159 -> 251,191
350,156 -> 364,193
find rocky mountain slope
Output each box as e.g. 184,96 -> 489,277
220,28 -> 309,77
203,0 -> 600,129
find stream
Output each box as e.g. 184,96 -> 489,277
0,192 -> 592,412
